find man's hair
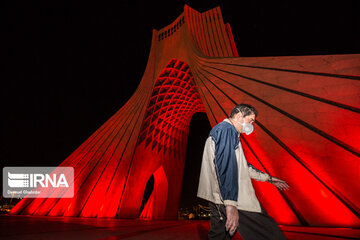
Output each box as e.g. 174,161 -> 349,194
229,104 -> 258,118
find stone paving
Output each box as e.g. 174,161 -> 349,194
1,215 -> 359,239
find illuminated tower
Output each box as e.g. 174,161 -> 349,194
11,5 -> 360,227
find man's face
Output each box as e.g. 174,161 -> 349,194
243,113 -> 256,124
232,112 -> 256,134
234,112 -> 256,124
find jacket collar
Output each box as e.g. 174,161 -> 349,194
223,118 -> 240,137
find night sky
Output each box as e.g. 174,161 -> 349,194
2,0 -> 359,209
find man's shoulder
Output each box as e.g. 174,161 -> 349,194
210,119 -> 237,141
212,119 -> 234,131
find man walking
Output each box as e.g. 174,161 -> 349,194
197,104 -> 289,239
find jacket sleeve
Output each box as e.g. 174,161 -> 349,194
247,163 -> 270,182
212,127 -> 239,207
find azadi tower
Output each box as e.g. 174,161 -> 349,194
11,5 -> 360,227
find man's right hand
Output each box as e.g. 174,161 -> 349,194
225,205 -> 239,236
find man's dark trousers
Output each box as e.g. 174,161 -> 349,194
208,202 -> 287,240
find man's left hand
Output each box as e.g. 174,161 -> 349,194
271,177 -> 290,191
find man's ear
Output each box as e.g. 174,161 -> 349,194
234,112 -> 243,122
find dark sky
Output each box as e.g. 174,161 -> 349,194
2,0 -> 359,208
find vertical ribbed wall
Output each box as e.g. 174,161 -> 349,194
185,6 -> 238,57
11,5 -> 360,227
188,54 -> 360,227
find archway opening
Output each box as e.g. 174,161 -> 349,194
138,174 -> 154,217
179,112 -> 212,219
139,166 -> 168,220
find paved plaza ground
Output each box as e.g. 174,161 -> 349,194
1,215 -> 359,239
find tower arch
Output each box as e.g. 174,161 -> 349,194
117,59 -> 205,219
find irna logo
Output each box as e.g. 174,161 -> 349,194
3,167 -> 74,198
8,172 -> 69,188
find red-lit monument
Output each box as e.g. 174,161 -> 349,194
11,5 -> 360,228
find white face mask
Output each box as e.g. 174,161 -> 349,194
241,122 -> 254,135
233,118 -> 254,135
